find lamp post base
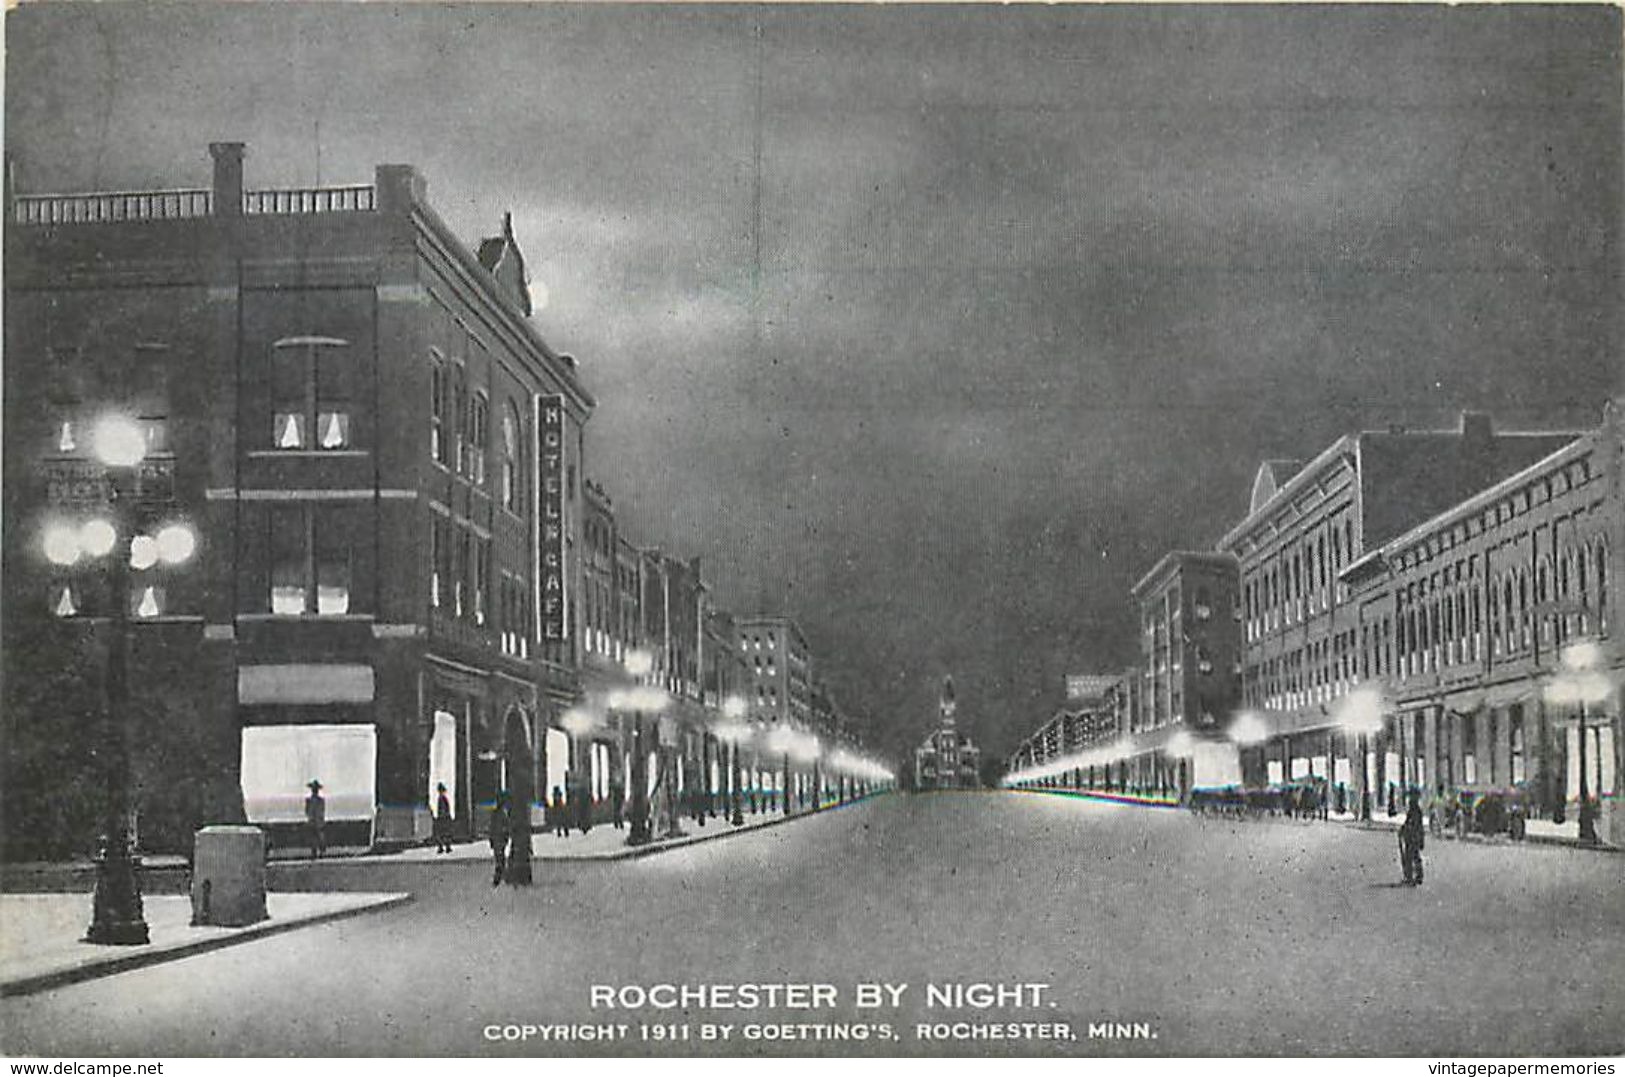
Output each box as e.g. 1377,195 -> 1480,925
85,846 -> 149,946
1578,804 -> 1600,846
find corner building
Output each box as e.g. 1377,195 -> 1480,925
1340,403 -> 1622,842
4,144 -> 594,851
1218,413 -> 1581,795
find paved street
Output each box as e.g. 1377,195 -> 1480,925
2,792 -> 1621,1057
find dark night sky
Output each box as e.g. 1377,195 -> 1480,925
8,3 -> 1622,765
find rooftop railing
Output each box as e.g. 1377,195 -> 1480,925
242,185 -> 375,215
13,184 -> 377,225
13,189 -> 214,225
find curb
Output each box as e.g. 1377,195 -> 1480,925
1010,788 -> 1621,854
0,893 -> 413,999
1336,814 -> 1622,853
576,798 -> 851,861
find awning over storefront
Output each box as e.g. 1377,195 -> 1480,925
239,664 -> 375,705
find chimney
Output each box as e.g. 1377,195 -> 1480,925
375,164 -> 426,214
209,142 -> 245,217
1460,410 -> 1493,445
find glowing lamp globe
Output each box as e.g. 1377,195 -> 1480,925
43,524 -> 82,566
79,518 -> 118,558
92,416 -> 146,468
129,535 -> 159,571
155,523 -> 197,565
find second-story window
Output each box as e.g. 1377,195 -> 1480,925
272,338 -> 351,450
468,392 -> 489,486
269,506 -> 352,615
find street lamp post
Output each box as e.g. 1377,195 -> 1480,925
615,650 -> 662,847
782,744 -> 792,815
46,415 -> 195,946
1546,640 -> 1609,846
1165,731 -> 1194,806
718,696 -> 748,827
1334,689 -> 1385,823
87,490 -> 145,946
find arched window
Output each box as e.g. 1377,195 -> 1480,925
452,367 -> 468,475
1504,576 -> 1517,651
501,402 -> 521,513
1518,571 -> 1530,648
468,391 -> 489,486
1597,539 -> 1610,631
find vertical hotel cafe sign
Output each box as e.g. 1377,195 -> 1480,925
539,395 -> 566,641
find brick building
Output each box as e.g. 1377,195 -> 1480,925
736,615 -> 812,728
1128,552 -> 1243,795
1340,402 -> 1622,842
4,143 -> 597,852
1217,413 -> 1580,794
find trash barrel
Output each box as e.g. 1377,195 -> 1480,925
191,826 -> 268,927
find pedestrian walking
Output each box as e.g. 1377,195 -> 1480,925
488,791 -> 512,886
433,782 -> 454,854
1399,791 -> 1425,886
304,780 -> 327,859
610,776 -> 625,830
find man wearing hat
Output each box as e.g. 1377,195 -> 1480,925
304,780 -> 327,859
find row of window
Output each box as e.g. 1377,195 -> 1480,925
1243,536 -> 1611,711
1387,455 -> 1596,577
1242,509 -> 1357,643
429,353 -> 528,515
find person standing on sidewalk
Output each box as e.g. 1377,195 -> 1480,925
1399,791 -> 1425,886
433,782 -> 454,854
488,791 -> 512,886
551,784 -> 569,837
304,780 -> 327,859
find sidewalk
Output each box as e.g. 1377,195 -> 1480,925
4,799 -> 870,884
365,797 -> 849,867
1023,787 -> 1619,853
0,891 -> 410,998
1328,807 -> 1622,852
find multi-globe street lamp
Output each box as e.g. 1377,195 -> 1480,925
1334,688 -> 1385,823
42,414 -> 196,946
560,704 -> 598,828
714,696 -> 750,827
610,648 -> 665,847
768,725 -> 794,814
789,731 -> 822,811
1545,639 -> 1611,846
1227,708 -> 1269,791
1164,730 -> 1195,804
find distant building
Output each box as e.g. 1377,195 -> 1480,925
1005,672 -> 1133,793
915,678 -> 981,789
736,615 -> 812,728
1127,551 -> 1243,796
